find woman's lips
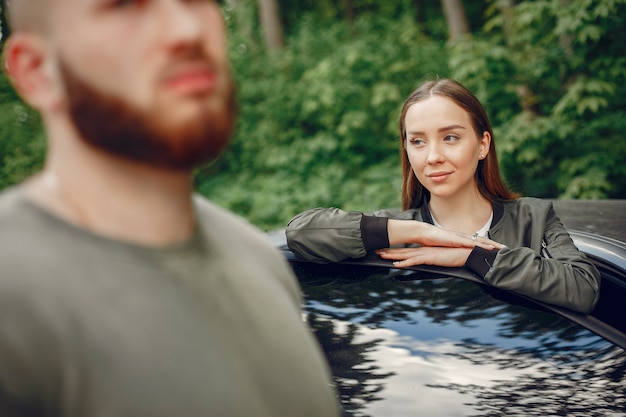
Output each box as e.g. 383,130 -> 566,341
427,172 -> 452,182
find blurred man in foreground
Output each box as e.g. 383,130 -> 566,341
0,0 -> 340,415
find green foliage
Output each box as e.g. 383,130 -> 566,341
449,0 -> 626,199
198,12 -> 448,229
0,68 -> 46,191
1,1 -> 624,231
0,1 -> 46,189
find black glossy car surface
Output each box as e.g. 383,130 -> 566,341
270,200 -> 626,417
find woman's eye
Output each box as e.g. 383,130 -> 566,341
444,134 -> 459,142
408,138 -> 425,146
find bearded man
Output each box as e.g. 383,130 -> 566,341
0,1 -> 340,416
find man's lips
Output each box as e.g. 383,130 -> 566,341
164,68 -> 217,95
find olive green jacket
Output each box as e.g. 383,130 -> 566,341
286,198 -> 600,314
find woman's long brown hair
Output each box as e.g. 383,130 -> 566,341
399,79 -> 519,210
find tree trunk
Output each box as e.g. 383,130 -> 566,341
413,0 -> 426,28
557,0 -> 574,58
499,0 -> 515,43
441,0 -> 470,41
499,0 -> 541,115
230,0 -> 258,52
342,0 -> 357,35
343,0 -> 355,24
256,0 -> 284,52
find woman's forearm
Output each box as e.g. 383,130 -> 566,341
387,219 -> 427,246
387,219 -> 502,250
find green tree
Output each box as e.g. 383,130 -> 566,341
200,10 -> 449,229
449,0 -> 626,198
1,1 -> 624,230
256,0 -> 285,51
0,2 -> 46,190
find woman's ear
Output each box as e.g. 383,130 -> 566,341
480,131 -> 492,158
4,33 -> 63,111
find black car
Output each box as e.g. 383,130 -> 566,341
270,200 -> 626,417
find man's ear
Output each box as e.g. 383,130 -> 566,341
3,33 -> 63,111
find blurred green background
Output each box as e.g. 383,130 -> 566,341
1,0 -> 625,230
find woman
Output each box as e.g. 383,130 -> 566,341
286,78 -> 600,314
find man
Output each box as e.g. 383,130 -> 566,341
0,1 -> 340,416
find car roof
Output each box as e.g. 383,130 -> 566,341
295,262 -> 625,416
551,199 -> 626,243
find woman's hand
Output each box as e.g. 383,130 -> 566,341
376,246 -> 473,268
387,219 -> 504,250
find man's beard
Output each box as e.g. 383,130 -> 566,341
59,59 -> 237,170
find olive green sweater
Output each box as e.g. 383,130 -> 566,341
0,187 -> 340,417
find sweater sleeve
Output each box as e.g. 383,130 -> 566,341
480,206 -> 601,314
286,208 -> 391,263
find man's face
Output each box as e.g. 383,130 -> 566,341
49,0 -> 236,169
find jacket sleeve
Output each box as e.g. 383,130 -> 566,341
467,205 -> 601,314
286,208 -> 398,263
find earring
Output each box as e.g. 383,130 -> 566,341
479,154 -> 485,159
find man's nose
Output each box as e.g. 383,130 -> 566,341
159,0 -> 203,46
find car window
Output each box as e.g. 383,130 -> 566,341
293,263 -> 626,417
590,264 -> 626,333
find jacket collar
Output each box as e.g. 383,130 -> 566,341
420,199 -> 505,228
492,200 -> 504,227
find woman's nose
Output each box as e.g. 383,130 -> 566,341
426,144 -> 445,164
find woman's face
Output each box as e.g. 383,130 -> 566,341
404,95 -> 490,200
